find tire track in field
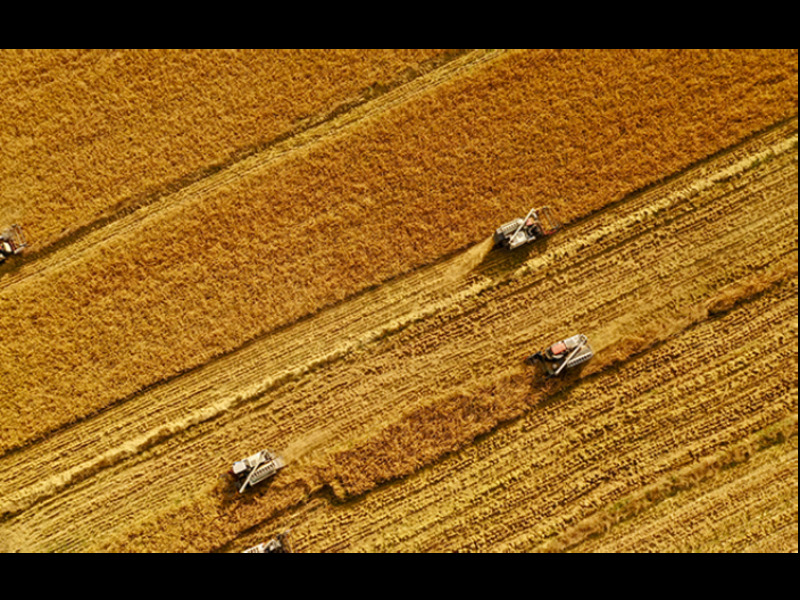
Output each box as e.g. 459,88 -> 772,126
0,122 -> 794,521
1,124 -> 795,552
570,440 -> 798,553
0,49 -> 506,291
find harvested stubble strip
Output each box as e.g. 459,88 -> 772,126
103,265 -> 797,553
0,49 -> 454,249
323,257 -> 799,499
540,416 -> 799,553
0,49 -> 797,453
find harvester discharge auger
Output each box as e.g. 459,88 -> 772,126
527,334 -> 594,377
230,449 -> 285,493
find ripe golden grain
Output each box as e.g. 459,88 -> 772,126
0,50 -> 796,454
0,49 -> 453,248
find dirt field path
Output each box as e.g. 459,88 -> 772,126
0,118 -> 795,552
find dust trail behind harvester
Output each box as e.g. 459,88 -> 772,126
443,237 -> 494,284
280,430 -> 333,466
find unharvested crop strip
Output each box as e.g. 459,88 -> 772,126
0,50 -> 502,290
0,50 -> 462,255
319,265 -> 798,500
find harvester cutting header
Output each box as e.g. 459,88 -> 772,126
0,224 -> 27,265
493,206 -> 560,250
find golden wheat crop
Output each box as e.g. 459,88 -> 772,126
0,49 -> 796,454
2,107 -> 795,552
0,49 -> 453,249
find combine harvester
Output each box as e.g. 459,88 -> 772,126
493,206 -> 561,250
0,224 -> 27,265
230,449 -> 285,493
527,334 -> 594,377
242,531 -> 293,553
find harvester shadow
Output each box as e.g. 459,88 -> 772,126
0,258 -> 19,279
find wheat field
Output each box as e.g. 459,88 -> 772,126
0,49 -> 796,553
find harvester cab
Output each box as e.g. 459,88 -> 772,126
231,449 -> 286,493
0,224 -> 28,264
527,334 -> 593,377
494,206 -> 561,250
242,530 -> 293,554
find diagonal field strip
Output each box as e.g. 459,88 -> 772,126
0,119 -> 795,528
0,49 -> 507,292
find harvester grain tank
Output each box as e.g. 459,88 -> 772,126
493,206 -> 561,250
527,334 -> 594,377
231,449 -> 285,493
0,224 -> 27,264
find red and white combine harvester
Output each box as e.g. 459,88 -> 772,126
0,224 -> 27,265
527,334 -> 594,377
